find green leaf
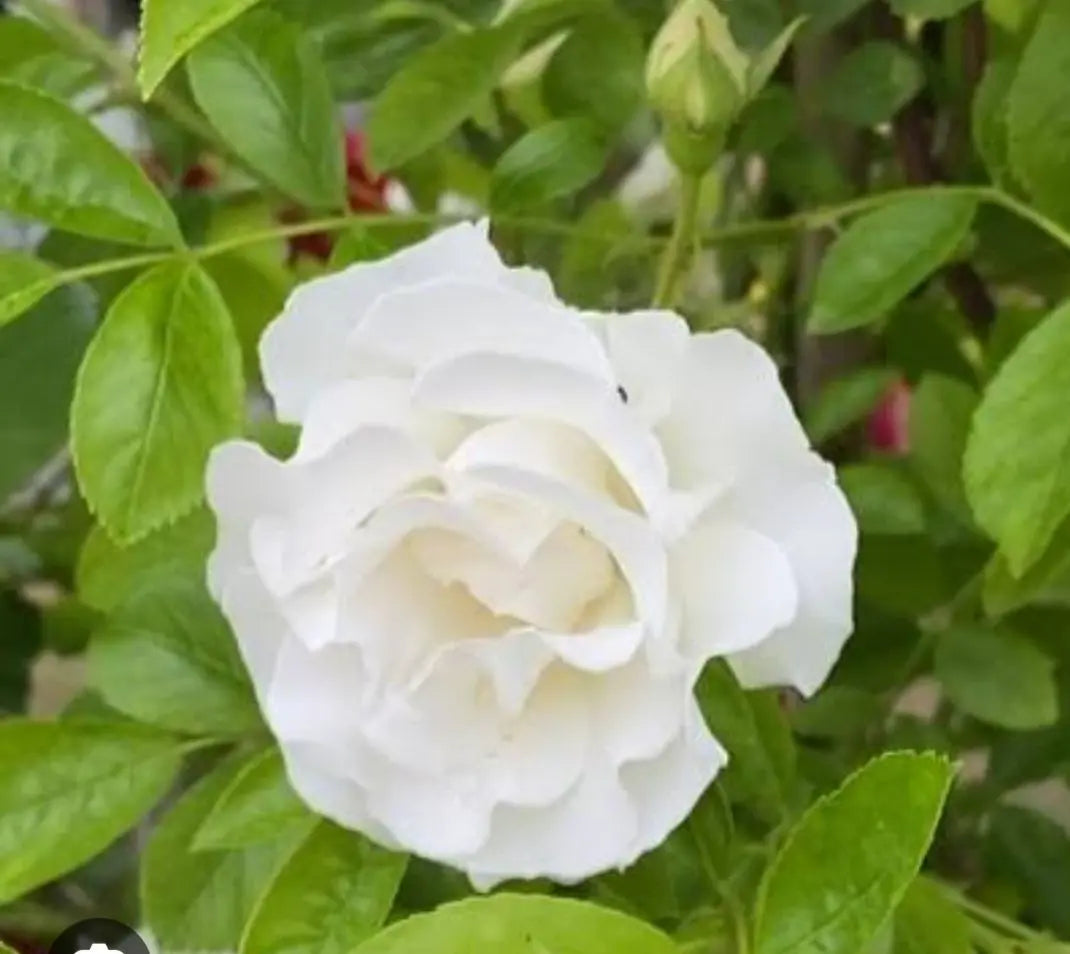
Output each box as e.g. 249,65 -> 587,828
805,368 -> 898,444
839,463 -> 927,536
0,720 -> 182,904
187,10 -> 346,209
889,0 -> 975,18
349,895 -> 679,954
986,806 -> 1070,938
138,0 -> 268,98
964,301 -> 1070,575
195,746 -> 314,851
893,877 -> 971,954
0,18 -> 96,100
0,252 -> 58,328
973,58 -> 1016,188
367,26 -> 522,171
934,624 -> 1057,729
823,42 -> 923,128
909,375 -> 977,524
1007,0 -> 1070,225
491,119 -> 609,213
241,822 -> 408,954
0,83 -> 180,247
0,284 -> 95,502
72,260 -> 244,543
77,508 -> 216,612
142,755 -> 300,952
982,516 -> 1070,616
755,751 -> 953,954
543,12 -> 644,132
809,194 -> 977,334
89,572 -> 261,736
695,661 -> 796,824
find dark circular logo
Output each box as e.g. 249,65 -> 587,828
48,919 -> 150,954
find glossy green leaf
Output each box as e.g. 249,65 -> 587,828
893,877 -> 971,954
839,464 -> 927,536
195,747 -> 314,851
368,26 -> 522,171
696,661 -> 796,823
89,572 -> 261,735
986,806 -> 1070,938
809,194 -> 977,334
350,895 -> 679,954
0,720 -> 182,904
142,755 -> 300,952
755,751 -> 953,954
138,0 -> 268,98
72,260 -> 244,543
188,10 -> 346,209
76,508 -> 216,613
543,12 -> 644,132
935,624 -> 1057,729
1007,0 -> 1070,226
0,252 -> 58,328
491,119 -> 609,213
805,368 -> 898,444
822,43 -> 923,128
242,822 -> 408,954
964,301 -> 1070,575
0,284 -> 95,502
909,375 -> 977,524
0,17 -> 96,100
0,83 -> 180,247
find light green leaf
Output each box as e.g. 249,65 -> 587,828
805,368 -> 898,444
195,747 -> 314,851
241,822 -> 408,954
350,895 -> 679,954
755,751 -> 954,954
0,720 -> 182,904
749,17 -> 805,97
973,59 -> 1016,188
889,0 -> 975,18
839,463 -> 927,536
187,10 -> 346,209
1007,0 -> 1070,224
822,42 -> 923,128
138,0 -> 268,99
368,26 -> 522,171
72,260 -> 244,543
982,516 -> 1070,616
491,119 -> 608,213
0,284 -> 95,502
0,18 -> 96,99
809,194 -> 977,333
76,508 -> 216,613
893,877 -> 971,954
0,252 -> 58,328
0,83 -> 180,247
89,572 -> 261,736
935,624 -> 1057,730
964,301 -> 1070,576
142,755 -> 301,952
909,375 -> 977,524
543,12 -> 644,132
696,661 -> 796,824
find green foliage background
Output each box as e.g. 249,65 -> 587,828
1,0 -> 1069,952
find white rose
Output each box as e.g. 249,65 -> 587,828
205,221 -> 856,887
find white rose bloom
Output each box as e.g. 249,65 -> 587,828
206,221 -> 856,887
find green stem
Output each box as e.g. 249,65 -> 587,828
653,174 -> 703,308
687,817 -> 750,954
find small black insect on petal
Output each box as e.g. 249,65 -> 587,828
617,385 -> 629,403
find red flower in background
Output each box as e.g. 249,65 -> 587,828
287,131 -> 389,262
867,379 -> 912,454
